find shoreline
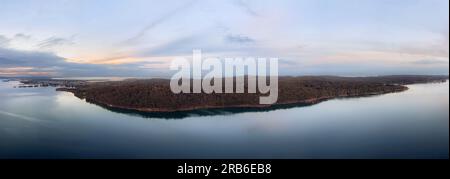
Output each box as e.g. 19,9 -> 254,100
58,83 -> 409,113
87,91 -> 407,113
31,75 -> 447,113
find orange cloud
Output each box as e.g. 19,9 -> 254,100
66,55 -> 144,65
0,67 -> 53,76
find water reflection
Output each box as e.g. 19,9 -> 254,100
92,100 -> 318,119
92,94 -> 405,119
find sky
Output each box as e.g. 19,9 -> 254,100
0,0 -> 448,77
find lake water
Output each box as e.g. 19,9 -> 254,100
0,80 -> 448,159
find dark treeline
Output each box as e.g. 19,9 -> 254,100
59,75 -> 448,112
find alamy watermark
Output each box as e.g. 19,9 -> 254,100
170,50 -> 279,104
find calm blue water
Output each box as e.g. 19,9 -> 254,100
0,80 -> 448,159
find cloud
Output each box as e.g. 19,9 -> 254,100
122,0 -> 198,45
313,50 -> 449,66
85,56 -> 145,65
234,0 -> 259,17
279,59 -> 298,66
225,34 -> 255,44
37,36 -> 75,49
0,47 -> 171,77
412,59 -> 449,65
0,47 -> 66,68
0,67 -> 53,76
140,34 -> 202,57
14,33 -> 31,40
138,60 -> 170,69
0,35 -> 10,47
0,47 -> 96,76
0,34 -> 76,51
137,32 -> 264,59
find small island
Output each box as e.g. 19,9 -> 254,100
51,75 -> 448,112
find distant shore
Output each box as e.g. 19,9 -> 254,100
53,75 -> 448,113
